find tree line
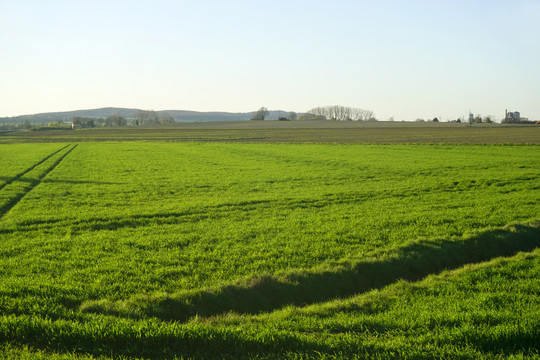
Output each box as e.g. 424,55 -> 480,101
249,105 -> 375,122
304,105 -> 376,121
70,110 -> 177,128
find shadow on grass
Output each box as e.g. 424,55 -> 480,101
0,315 -> 346,360
0,198 -> 278,235
0,189 -> 452,234
0,176 -> 121,186
82,222 -> 540,323
3,223 -> 539,360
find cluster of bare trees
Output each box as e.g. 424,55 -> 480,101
472,115 -> 495,124
73,115 -> 127,127
306,105 -> 376,121
135,110 -> 175,125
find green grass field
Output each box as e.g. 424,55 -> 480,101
0,126 -> 539,359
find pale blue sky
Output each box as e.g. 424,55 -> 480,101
1,0 -> 539,121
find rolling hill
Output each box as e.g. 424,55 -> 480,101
1,107 -> 295,124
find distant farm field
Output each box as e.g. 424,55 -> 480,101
1,121 -> 539,144
0,139 -> 539,359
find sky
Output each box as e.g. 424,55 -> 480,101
1,0 -> 539,121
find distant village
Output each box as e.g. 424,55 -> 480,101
419,110 -> 537,125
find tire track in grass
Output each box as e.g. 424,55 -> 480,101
0,144 -> 78,219
0,144 -> 71,192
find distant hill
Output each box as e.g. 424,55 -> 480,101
0,107 -> 295,124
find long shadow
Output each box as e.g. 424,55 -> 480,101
0,144 -> 77,218
0,191 -> 392,234
0,176 -> 121,186
2,225 -> 538,359
1,192 -> 367,234
82,223 -> 539,322
0,198 -> 274,234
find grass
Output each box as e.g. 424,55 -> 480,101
0,144 -> 75,217
0,143 -> 68,188
205,248 -> 540,359
1,249 -> 538,359
0,138 -> 539,359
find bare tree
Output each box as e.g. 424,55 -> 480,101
136,110 -> 159,125
251,107 -> 269,120
483,115 -> 496,123
289,111 -> 297,121
474,114 -> 483,124
160,113 -> 176,124
106,115 -> 127,127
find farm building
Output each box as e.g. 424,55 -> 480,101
503,109 -> 530,124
